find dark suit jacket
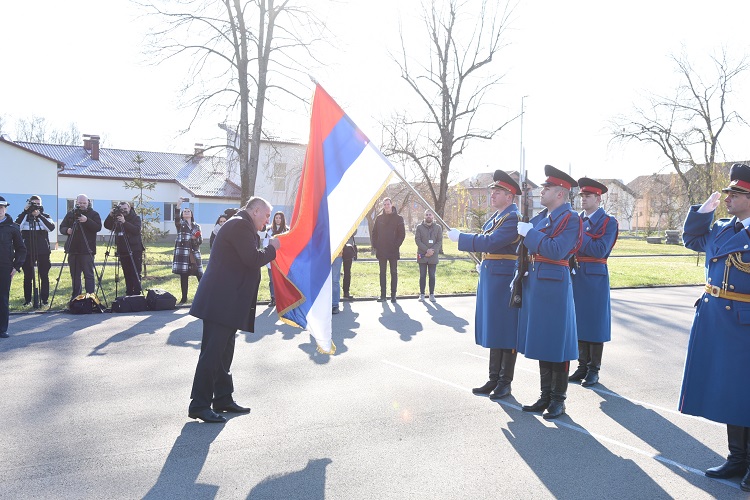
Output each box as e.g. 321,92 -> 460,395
189,210 -> 276,332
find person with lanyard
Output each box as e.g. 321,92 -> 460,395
680,163 -> 750,491
516,165 -> 582,420
569,178 -> 618,388
415,209 -> 443,302
448,170 -> 521,400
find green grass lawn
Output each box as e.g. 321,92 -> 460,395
11,234 -> 705,310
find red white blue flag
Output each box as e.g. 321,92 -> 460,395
271,84 -> 394,353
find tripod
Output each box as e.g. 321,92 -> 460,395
23,213 -> 42,309
49,218 -> 109,310
100,219 -> 142,298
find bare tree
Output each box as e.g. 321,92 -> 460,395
382,0 -> 517,218
611,49 -> 749,205
138,0 -> 327,203
13,115 -> 81,145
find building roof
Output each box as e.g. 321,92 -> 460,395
15,141 -> 240,199
0,137 -> 66,168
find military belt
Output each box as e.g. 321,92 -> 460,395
482,253 -> 517,261
532,255 -> 570,267
704,284 -> 750,303
577,257 -> 608,264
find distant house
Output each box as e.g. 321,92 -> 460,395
451,171 -> 540,230
0,137 -> 65,247
12,130 -> 307,243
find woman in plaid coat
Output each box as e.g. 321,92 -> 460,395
172,200 -> 203,303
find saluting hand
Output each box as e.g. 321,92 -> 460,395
698,192 -> 721,213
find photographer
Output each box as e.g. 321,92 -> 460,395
15,195 -> 55,306
104,201 -> 144,296
60,194 -> 102,299
172,198 -> 203,304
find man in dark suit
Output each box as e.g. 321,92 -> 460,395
188,197 -> 281,423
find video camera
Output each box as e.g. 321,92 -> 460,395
26,199 -> 44,214
111,204 -> 126,217
73,205 -> 87,218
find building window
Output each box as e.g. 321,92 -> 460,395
164,203 -> 177,222
273,163 -> 286,192
67,199 -> 75,212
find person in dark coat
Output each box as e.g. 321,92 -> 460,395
103,201 -> 144,296
680,163 -> 750,491
60,194 -> 102,298
342,231 -> 357,300
209,214 -> 227,249
448,170 -> 521,400
569,178 -> 618,387
172,200 -> 203,304
516,165 -> 582,420
15,195 -> 54,307
0,196 -> 26,338
371,197 -> 405,302
188,196 -> 280,423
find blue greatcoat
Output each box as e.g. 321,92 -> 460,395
457,204 -> 520,349
679,207 -> 750,427
517,203 -> 582,362
572,207 -> 618,343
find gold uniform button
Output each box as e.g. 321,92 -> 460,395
708,277 -> 712,283
704,298 -> 709,303
726,305 -> 731,310
730,285 -> 735,290
712,258 -> 718,262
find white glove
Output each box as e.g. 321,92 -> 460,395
447,228 -> 460,242
698,192 -> 721,213
517,222 -> 534,237
475,263 -> 481,273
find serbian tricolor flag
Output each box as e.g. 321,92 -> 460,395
271,84 -> 394,354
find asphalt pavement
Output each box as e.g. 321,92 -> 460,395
1,286 -> 747,499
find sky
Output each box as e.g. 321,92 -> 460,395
1,0 -> 749,185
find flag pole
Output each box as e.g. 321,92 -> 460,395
387,166 -> 481,266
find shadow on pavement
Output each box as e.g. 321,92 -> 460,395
143,422 -> 223,499
502,411 -> 671,499
378,302 -> 423,341
247,458 -> 332,500
422,300 -> 470,333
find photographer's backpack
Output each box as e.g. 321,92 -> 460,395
111,295 -> 148,313
69,294 -> 104,314
146,289 -> 177,311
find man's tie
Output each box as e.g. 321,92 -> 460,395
736,220 -> 745,233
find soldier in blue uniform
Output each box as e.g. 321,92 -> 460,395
680,163 -> 750,491
516,165 -> 582,419
569,178 -> 618,387
448,170 -> 521,400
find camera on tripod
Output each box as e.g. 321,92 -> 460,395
73,205 -> 85,218
26,199 -> 44,214
111,204 -> 126,217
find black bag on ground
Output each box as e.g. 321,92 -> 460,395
111,295 -> 148,313
69,294 -> 104,314
146,289 -> 177,311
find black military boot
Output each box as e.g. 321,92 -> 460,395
706,425 -> 748,479
523,363 -> 552,412
544,368 -> 569,420
473,348 -> 502,395
568,341 -> 589,382
582,343 -> 603,387
490,350 -> 517,400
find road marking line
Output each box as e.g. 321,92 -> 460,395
462,352 -> 722,428
383,359 -> 740,491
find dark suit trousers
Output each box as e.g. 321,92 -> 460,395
189,320 -> 237,412
378,257 -> 398,298
0,265 -> 12,333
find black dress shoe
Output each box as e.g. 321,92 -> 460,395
188,409 -> 227,423
213,401 -> 251,414
741,468 -> 750,491
705,460 -> 747,479
472,380 -> 497,395
0,332 -> 8,339
376,296 -> 386,302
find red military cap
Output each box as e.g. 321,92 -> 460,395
577,177 -> 608,195
541,165 -> 577,190
487,170 -> 521,195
